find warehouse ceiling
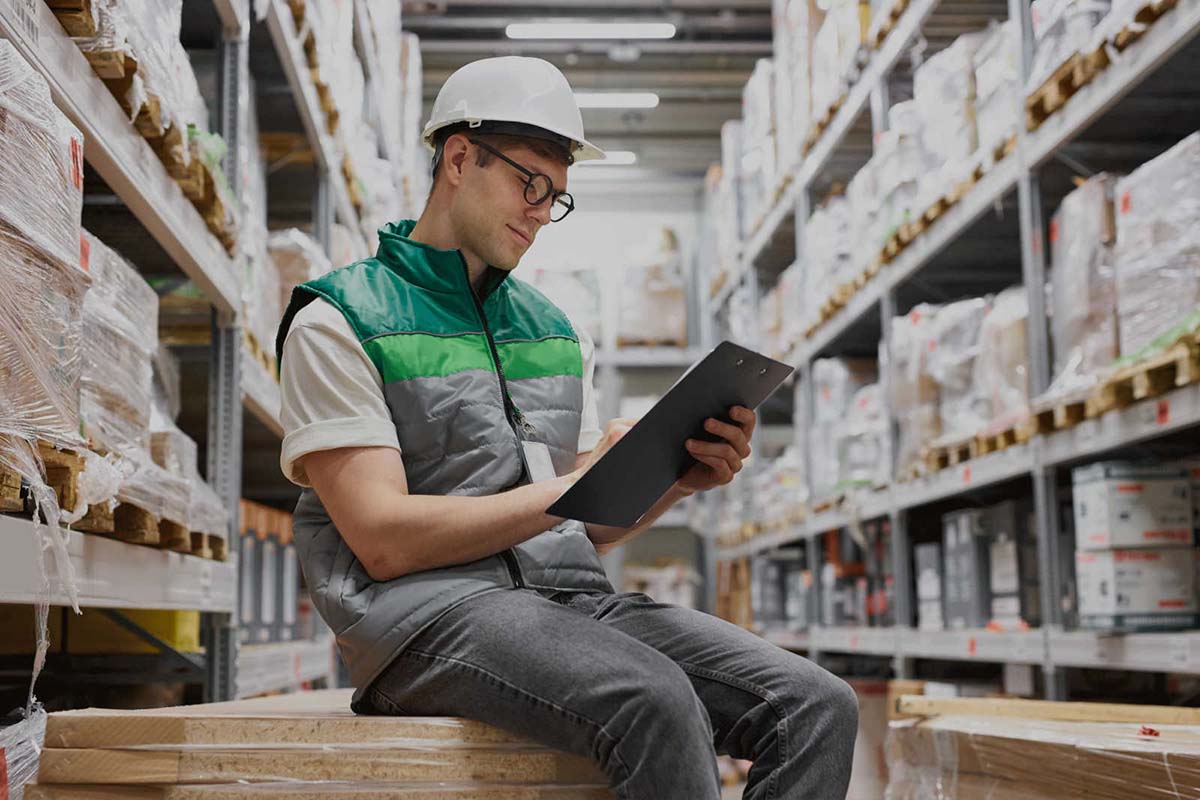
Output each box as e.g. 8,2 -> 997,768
402,0 -> 772,180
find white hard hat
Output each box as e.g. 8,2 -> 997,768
423,56 -> 606,162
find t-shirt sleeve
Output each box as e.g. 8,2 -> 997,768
574,319 -> 602,454
278,299 -> 400,487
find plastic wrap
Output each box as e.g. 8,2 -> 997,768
813,358 -> 877,424
975,286 -> 1029,429
886,714 -> 1200,799
152,343 -> 182,421
889,305 -> 942,475
740,58 -> 776,228
82,231 -> 158,356
80,318 -> 153,454
1048,173 -> 1119,396
846,157 -> 879,275
526,267 -> 602,343
617,229 -> 687,346
802,197 -> 851,329
1027,0 -> 1111,91
836,383 -> 891,489
269,228 -> 333,311
810,13 -> 843,120
117,451 -> 190,526
928,297 -> 991,442
973,20 -> 1020,158
914,31 -> 987,168
1,705 -> 47,800
0,41 -> 89,452
1113,131 -> 1200,360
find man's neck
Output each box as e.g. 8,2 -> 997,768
408,210 -> 489,293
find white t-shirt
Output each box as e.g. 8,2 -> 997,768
279,298 -> 603,487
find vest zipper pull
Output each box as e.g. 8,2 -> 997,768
512,402 -> 537,437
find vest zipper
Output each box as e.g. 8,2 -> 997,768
461,259 -> 526,589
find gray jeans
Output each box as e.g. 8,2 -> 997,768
362,588 -> 858,799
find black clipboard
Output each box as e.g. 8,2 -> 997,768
547,341 -> 794,528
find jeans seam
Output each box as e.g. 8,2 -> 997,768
400,648 -> 640,800
676,662 -> 788,800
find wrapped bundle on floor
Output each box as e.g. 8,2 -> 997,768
1113,132 -> 1200,360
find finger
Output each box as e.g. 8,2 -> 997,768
703,418 -> 750,457
730,406 -> 757,437
692,453 -> 734,483
686,439 -> 741,463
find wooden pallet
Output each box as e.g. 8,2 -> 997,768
1025,44 -> 1109,131
48,0 -> 97,37
40,443 -> 86,520
1,463 -> 23,512
1113,0 -> 1180,50
1087,340 -> 1200,417
708,269 -> 729,300
803,93 -> 845,154
82,48 -> 133,80
994,134 -> 1018,162
924,438 -> 973,472
870,0 -> 910,48
287,0 -> 307,27
973,426 -> 1018,457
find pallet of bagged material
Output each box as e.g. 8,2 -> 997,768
1112,0 -> 1180,50
29,690 -> 612,798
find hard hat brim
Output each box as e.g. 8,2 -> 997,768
422,115 -> 607,163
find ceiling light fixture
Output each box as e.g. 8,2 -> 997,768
577,150 -> 638,166
506,22 -> 676,40
574,92 -> 660,109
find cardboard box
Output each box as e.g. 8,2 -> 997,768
1072,462 -> 1192,550
942,510 -> 991,630
1076,547 -> 1198,630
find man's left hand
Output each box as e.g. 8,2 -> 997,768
676,406 -> 756,495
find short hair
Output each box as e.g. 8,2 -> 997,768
429,123 -> 574,189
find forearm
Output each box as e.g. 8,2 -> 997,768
362,477 -> 573,580
587,484 -> 693,555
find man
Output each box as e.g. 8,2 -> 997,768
276,56 -> 857,799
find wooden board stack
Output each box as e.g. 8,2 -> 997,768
886,695 -> 1200,799
26,690 -> 614,799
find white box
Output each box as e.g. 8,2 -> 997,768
1071,462 -> 1192,550
1076,547 -> 1198,630
918,599 -> 944,632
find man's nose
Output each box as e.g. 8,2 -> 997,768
527,199 -> 551,226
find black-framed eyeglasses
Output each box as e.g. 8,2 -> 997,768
470,138 -> 575,222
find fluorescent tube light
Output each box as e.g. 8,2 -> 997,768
574,92 -> 660,109
506,22 -> 676,40
578,150 -> 638,166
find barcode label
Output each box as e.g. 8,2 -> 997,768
15,0 -> 39,45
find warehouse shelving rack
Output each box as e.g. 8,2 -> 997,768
0,0 -> 383,702
707,0 -> 1200,698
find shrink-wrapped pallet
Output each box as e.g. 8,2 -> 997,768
836,383 -> 891,489
1048,173 -> 1119,396
1027,0 -> 1111,90
0,41 -> 88,458
973,20 -> 1021,158
79,232 -> 157,455
975,286 -> 1030,428
526,267 -> 602,343
914,31 -> 987,168
928,297 -> 991,441
1113,132 -> 1200,359
269,228 -> 333,312
617,229 -> 687,347
889,305 -> 941,474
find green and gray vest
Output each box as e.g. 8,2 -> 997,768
275,220 -> 613,710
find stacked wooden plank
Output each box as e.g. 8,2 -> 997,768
27,689 -> 614,799
887,695 -> 1200,799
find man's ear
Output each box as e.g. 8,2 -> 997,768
442,133 -> 471,188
